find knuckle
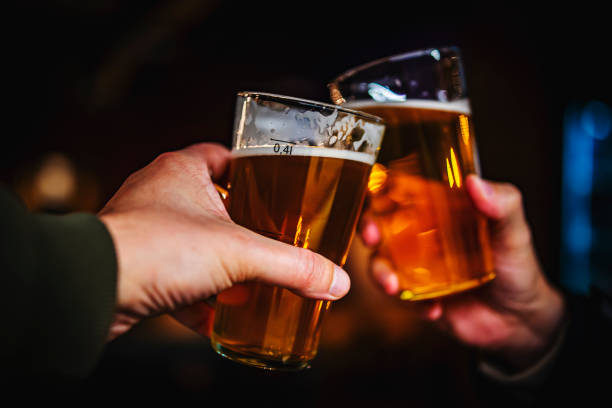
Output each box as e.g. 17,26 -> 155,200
215,226 -> 249,283
154,151 -> 179,165
509,221 -> 533,248
502,182 -> 523,209
296,249 -> 325,291
153,151 -> 191,173
202,142 -> 230,157
516,227 -> 533,248
231,227 -> 260,279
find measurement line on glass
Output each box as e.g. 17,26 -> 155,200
270,138 -> 296,145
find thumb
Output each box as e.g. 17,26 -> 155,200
465,174 -> 532,251
229,226 -> 351,301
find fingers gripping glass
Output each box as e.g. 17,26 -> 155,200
329,47 -> 496,301
210,92 -> 384,371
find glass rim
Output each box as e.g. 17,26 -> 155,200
329,46 -> 461,85
237,91 -> 385,124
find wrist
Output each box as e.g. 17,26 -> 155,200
479,316 -> 569,385
98,212 -> 145,338
494,282 -> 567,371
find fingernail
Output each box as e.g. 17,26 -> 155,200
428,302 -> 443,320
481,179 -> 493,197
384,273 -> 400,295
372,258 -> 398,294
329,266 -> 350,298
363,221 -> 381,246
479,177 -> 494,197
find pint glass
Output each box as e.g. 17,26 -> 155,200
211,92 -> 385,370
329,47 -> 495,301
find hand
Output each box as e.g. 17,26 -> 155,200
98,143 -> 350,341
362,175 -> 566,370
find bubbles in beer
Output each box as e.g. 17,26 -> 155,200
348,100 -> 495,301
212,152 -> 372,369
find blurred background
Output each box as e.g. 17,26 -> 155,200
3,1 -> 611,406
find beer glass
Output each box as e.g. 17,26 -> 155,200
211,92 -> 385,370
329,47 -> 495,301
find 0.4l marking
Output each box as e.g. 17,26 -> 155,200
271,138 -> 295,155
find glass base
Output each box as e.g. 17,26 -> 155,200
210,340 -> 312,371
399,271 -> 496,301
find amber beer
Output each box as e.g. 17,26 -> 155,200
211,147 -> 372,369
348,100 -> 495,300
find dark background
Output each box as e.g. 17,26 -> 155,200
3,1 -> 610,406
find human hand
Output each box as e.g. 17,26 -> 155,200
361,175 -> 565,370
98,143 -> 350,341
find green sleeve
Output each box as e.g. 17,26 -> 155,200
0,188 -> 117,377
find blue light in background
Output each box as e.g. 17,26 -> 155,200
565,213 -> 591,254
581,101 -> 612,140
561,101 -> 612,294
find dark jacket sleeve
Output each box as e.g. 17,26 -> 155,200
0,188 -> 117,377
536,288 -> 612,404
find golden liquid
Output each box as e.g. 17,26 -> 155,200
353,102 -> 495,301
211,152 -> 371,369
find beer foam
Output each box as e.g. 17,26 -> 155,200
231,145 -> 375,165
345,99 -> 471,115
